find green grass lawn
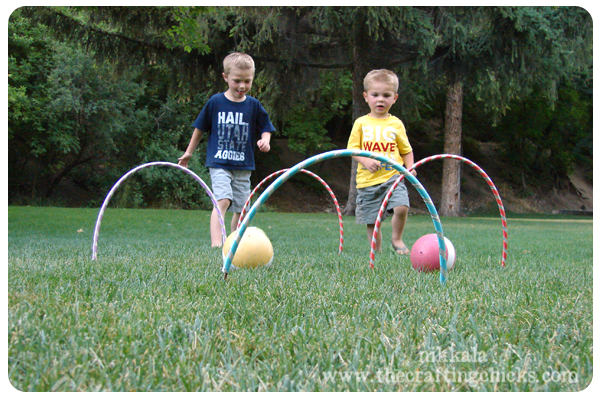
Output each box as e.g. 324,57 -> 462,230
7,206 -> 593,391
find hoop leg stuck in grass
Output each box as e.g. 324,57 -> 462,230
91,162 -> 226,261
223,149 -> 449,285
239,168 -> 344,254
369,154 -> 508,270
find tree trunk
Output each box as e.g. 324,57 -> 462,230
344,14 -> 371,216
345,160 -> 359,215
344,57 -> 370,216
440,79 -> 463,217
44,154 -> 94,199
344,64 -> 367,215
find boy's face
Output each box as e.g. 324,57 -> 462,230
223,67 -> 254,101
363,81 -> 398,118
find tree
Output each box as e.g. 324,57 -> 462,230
15,6 -> 592,212
21,7 -> 438,209
9,11 -> 147,202
8,14 -> 56,200
225,7 -> 439,214
491,81 -> 593,190
417,6 -> 592,216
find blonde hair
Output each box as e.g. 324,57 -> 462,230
363,69 -> 399,93
223,52 -> 255,75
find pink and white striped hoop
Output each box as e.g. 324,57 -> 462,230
369,154 -> 508,269
238,169 -> 344,254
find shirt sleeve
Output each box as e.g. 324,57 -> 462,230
347,120 -> 362,150
192,97 -> 214,133
395,121 -> 412,155
256,102 -> 276,133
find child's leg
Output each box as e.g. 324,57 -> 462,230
391,205 -> 410,254
367,223 -> 382,252
211,198 -> 231,247
227,170 -> 251,237
230,212 -> 241,233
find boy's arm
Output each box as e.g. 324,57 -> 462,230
178,128 -> 204,167
352,156 -> 381,173
257,132 -> 271,152
348,120 -> 381,173
401,151 -> 417,176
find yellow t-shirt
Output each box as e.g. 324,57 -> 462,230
347,114 -> 412,189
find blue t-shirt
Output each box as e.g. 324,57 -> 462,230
193,93 -> 275,170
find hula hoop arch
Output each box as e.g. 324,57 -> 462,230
91,161 -> 226,261
223,150 -> 450,285
238,168 -> 344,254
369,154 -> 508,269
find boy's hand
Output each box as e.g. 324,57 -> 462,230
178,152 -> 192,167
361,158 -> 382,173
257,138 -> 271,152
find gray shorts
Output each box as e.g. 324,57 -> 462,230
356,175 -> 410,225
209,168 -> 252,213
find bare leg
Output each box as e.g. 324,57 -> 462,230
211,199 -> 231,247
230,212 -> 241,233
391,205 -> 410,254
367,223 -> 382,252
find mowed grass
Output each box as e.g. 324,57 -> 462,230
7,206 -> 593,391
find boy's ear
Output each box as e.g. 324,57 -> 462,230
363,92 -> 368,102
222,72 -> 228,81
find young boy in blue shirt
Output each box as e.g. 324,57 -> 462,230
178,52 -> 275,247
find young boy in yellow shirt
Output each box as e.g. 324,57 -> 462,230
347,69 -> 416,255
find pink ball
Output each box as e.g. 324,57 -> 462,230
410,234 -> 456,272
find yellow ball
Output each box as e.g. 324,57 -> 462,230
222,227 -> 274,269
